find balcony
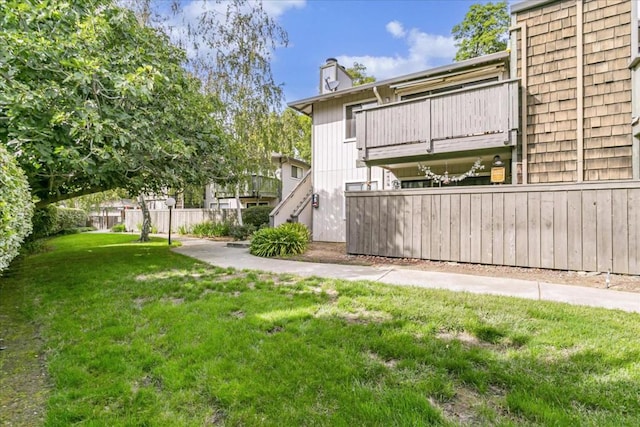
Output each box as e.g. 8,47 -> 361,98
355,79 -> 519,164
214,175 -> 279,200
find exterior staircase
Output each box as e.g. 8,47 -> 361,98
270,169 -> 312,229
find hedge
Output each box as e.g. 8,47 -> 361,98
0,145 -> 34,272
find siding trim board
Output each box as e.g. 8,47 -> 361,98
346,181 -> 640,275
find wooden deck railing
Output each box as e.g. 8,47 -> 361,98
356,79 -> 519,163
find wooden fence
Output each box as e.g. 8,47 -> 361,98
124,209 -> 238,233
346,182 -> 640,275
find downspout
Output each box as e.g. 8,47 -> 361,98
368,86 -> 384,190
372,86 -> 384,105
509,21 -> 528,184
576,0 -> 584,182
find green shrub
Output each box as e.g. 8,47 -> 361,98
111,223 -> 127,233
1,145 -> 34,272
178,225 -> 191,235
191,221 -> 231,237
242,206 -> 272,229
250,222 -> 310,257
30,205 -> 58,239
56,207 -> 87,231
58,226 -> 95,235
229,224 -> 256,241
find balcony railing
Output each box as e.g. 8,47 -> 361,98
355,79 -> 519,163
214,175 -> 279,199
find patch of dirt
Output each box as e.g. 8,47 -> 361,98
287,242 -> 640,293
0,287 -> 49,427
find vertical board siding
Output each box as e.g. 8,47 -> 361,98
450,194 -> 461,262
540,192 -> 555,269
503,193 -> 516,266
612,190 -> 629,274
346,183 -> 640,275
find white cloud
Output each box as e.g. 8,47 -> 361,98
262,0 -> 306,18
385,20 -> 406,38
337,21 -> 456,80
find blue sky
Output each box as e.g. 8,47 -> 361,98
164,0 -> 503,105
266,0 -> 498,103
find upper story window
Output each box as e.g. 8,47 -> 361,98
291,165 -> 303,179
344,100 -> 377,141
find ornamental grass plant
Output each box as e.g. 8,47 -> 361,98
250,222 -> 310,257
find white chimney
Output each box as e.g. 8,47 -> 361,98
319,58 -> 353,95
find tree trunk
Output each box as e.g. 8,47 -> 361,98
235,185 -> 243,226
138,194 -> 152,242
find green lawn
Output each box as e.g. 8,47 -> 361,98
2,233 -> 640,426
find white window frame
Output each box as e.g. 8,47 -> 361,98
291,165 -> 303,179
343,98 -> 377,142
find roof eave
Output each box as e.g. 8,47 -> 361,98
288,51 -> 510,113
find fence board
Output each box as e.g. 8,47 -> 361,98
540,192 -> 555,269
503,193 -> 516,265
421,195 -> 432,259
363,197 -> 372,255
629,189 -> 640,274
371,196 -> 380,256
450,194 -> 461,262
470,194 -> 482,263
460,194 -> 471,262
481,193 -> 493,264
492,193 -> 504,265
527,192 -> 541,268
567,191 -> 583,271
596,190 -> 613,273
553,191 -> 568,270
403,196 -> 413,257
412,196 -> 422,258
379,197 -> 388,257
387,196 -> 396,257
441,194 -> 451,260
394,196 -> 404,258
515,192 -> 528,266
345,183 -> 640,274
612,189 -> 629,274
431,195 -> 441,259
581,191 -> 597,272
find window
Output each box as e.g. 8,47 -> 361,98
291,165 -> 303,179
345,181 -> 378,192
344,100 -> 377,140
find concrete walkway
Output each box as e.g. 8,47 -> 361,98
172,237 -> 640,314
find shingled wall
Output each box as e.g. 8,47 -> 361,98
515,0 -> 633,183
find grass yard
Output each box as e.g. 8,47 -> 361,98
2,233 -> 640,426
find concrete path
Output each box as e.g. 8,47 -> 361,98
172,237 -> 640,314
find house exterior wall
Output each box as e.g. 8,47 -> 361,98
312,88 -> 394,242
514,0 -> 634,183
280,160 -> 310,200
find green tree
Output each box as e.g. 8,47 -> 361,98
265,109 -> 311,164
0,0 -> 229,213
452,1 -> 509,61
346,62 -> 376,86
0,145 -> 33,273
144,0 -> 288,225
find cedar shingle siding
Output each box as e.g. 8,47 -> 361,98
516,0 -> 632,183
